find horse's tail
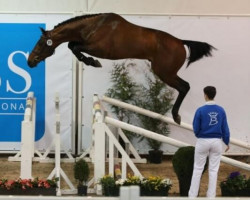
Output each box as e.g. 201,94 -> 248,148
182,40 -> 216,67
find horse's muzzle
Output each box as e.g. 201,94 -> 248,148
27,55 -> 40,68
27,60 -> 37,68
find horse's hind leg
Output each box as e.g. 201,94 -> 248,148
167,76 -> 190,124
68,42 -> 102,68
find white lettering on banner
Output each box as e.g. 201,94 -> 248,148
1,103 -> 8,110
6,51 -> 31,94
0,102 -> 25,113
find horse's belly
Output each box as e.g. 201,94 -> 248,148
85,44 -> 149,60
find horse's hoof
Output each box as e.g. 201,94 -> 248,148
173,115 -> 181,125
94,60 -> 102,68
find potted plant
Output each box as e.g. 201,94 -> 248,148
106,61 -> 173,163
135,72 -> 173,163
0,177 -> 58,195
141,176 -> 172,196
122,174 -> 141,186
172,146 -> 208,196
74,159 -> 90,196
99,175 -> 119,196
220,171 -> 250,196
106,61 -> 139,141
115,174 -> 172,196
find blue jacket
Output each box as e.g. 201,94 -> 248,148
193,101 -> 230,145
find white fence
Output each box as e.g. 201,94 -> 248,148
102,96 -> 250,151
91,94 -> 250,190
0,195 -> 247,200
101,95 -> 250,171
91,94 -> 250,199
0,194 -> 247,200
9,92 -> 76,196
92,94 -> 143,187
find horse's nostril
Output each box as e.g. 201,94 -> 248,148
28,61 -> 35,67
34,56 -> 39,62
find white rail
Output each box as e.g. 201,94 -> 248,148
91,94 -> 250,198
105,116 -> 250,171
102,95 -> 250,150
92,94 -> 143,192
0,193 -> 245,200
102,95 -> 250,171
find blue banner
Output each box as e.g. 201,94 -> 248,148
0,23 -> 45,141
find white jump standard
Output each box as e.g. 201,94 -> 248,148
47,93 -> 76,196
20,91 -> 36,179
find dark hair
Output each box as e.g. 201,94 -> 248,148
203,86 -> 216,100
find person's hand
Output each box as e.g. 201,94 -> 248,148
225,145 -> 230,152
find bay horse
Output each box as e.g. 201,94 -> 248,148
27,13 -> 215,124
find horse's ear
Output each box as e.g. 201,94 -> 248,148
39,27 -> 46,35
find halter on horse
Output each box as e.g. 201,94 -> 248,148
28,13 -> 215,124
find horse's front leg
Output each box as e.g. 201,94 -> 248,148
168,76 -> 190,125
68,42 -> 102,68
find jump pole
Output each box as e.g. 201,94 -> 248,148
105,116 -> 250,171
102,96 -> 250,150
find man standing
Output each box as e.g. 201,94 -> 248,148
188,86 -> 230,198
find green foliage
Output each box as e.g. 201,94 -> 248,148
220,171 -> 250,196
141,176 -> 172,193
172,146 -> 207,196
106,61 -> 173,150
121,175 -> 142,186
99,175 -> 116,188
172,146 -> 195,196
0,177 -> 58,190
135,74 -> 173,150
99,175 -> 119,196
106,61 -> 139,122
103,175 -> 172,196
172,146 -> 195,178
106,61 -> 139,139
74,159 -> 90,186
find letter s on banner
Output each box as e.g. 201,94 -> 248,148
7,51 -> 31,94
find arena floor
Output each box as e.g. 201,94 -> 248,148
0,155 -> 249,197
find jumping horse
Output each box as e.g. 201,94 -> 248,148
27,13 -> 215,124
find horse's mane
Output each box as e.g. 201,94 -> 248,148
54,13 -> 103,29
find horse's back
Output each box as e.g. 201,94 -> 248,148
81,13 -> 186,68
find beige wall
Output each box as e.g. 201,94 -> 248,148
87,0 -> 250,16
0,0 -> 86,13
0,0 -> 250,16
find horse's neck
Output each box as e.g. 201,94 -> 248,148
50,14 -> 112,47
51,24 -> 81,47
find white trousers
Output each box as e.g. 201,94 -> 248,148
188,138 -> 222,198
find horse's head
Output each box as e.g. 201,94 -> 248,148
27,28 -> 55,68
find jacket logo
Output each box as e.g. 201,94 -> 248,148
208,112 -> 218,126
